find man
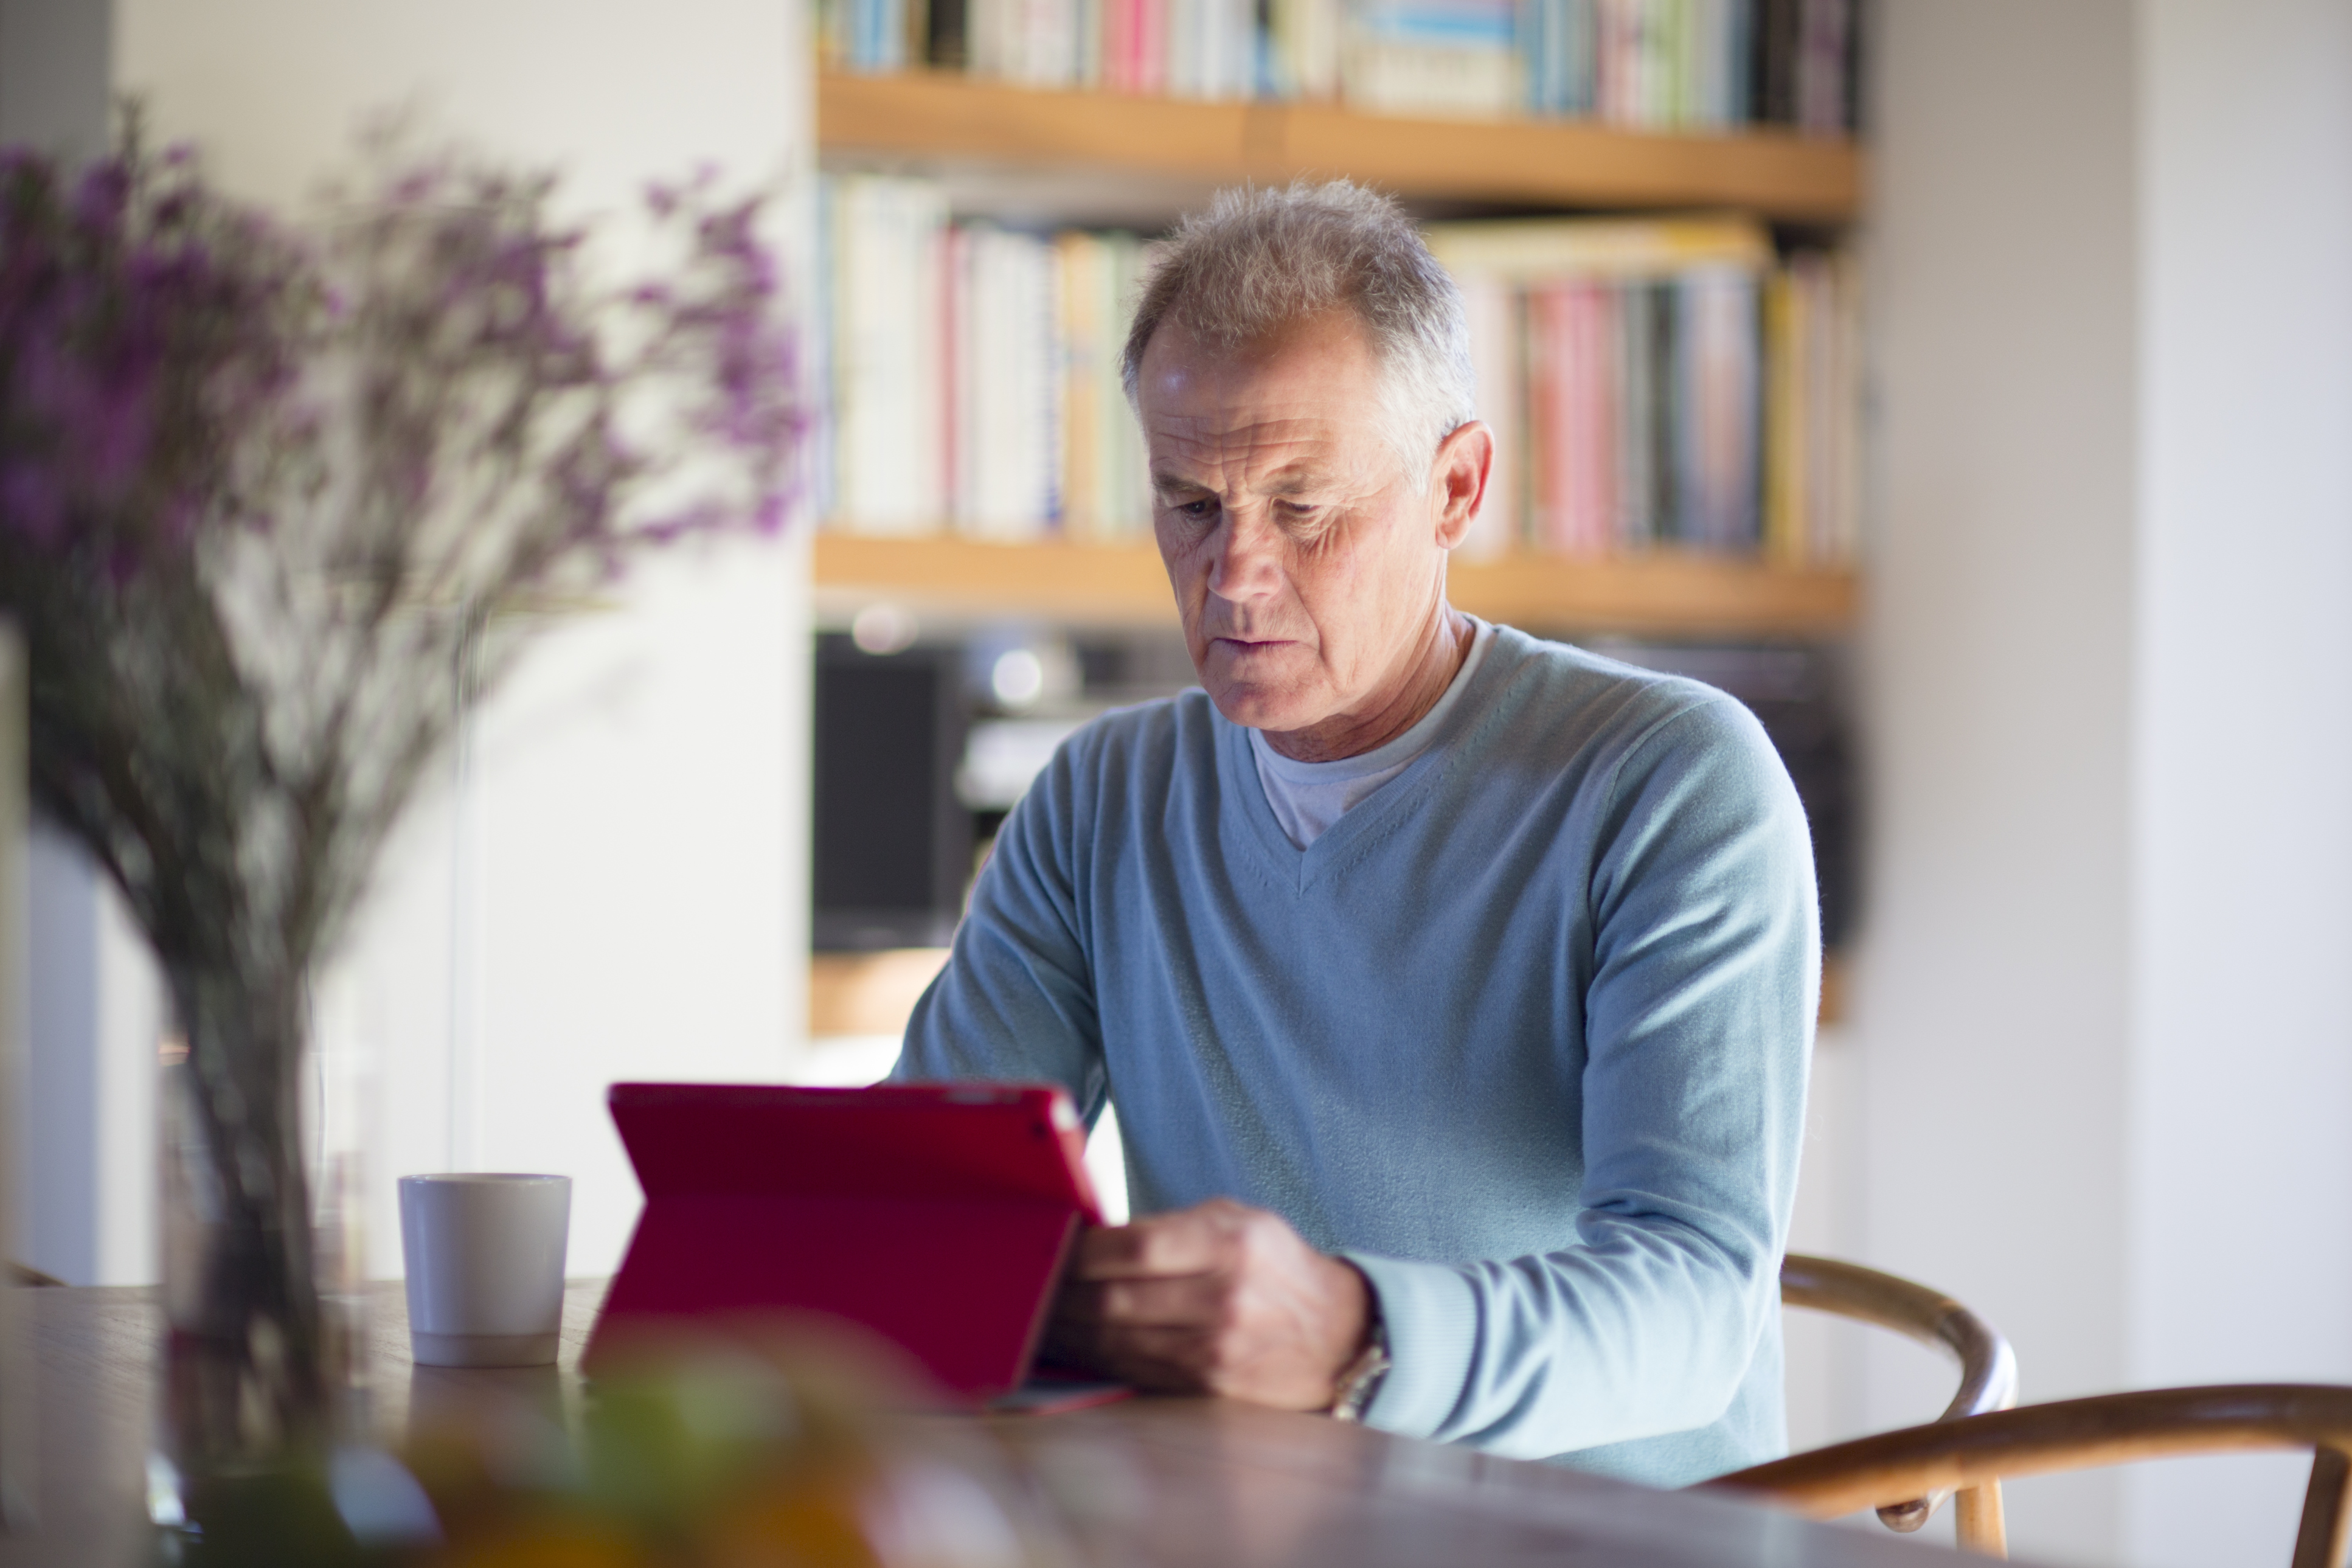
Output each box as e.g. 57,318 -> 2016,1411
895,181 -> 1816,1486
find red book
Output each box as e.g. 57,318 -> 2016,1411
1529,282 -> 1615,558
1134,0 -> 1167,95
1558,280 -> 1617,557
586,1081 -> 1104,1401
1103,0 -> 1135,91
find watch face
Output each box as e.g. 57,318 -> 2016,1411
1330,1340 -> 1393,1423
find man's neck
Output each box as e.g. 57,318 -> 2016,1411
1261,607 -> 1476,763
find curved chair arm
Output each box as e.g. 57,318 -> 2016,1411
1707,1384 -> 2352,1568
1780,1253 -> 2018,1533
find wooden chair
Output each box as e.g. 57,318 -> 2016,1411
1774,1253 -> 2019,1540
1708,1384 -> 2352,1566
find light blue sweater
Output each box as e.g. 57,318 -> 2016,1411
895,625 -> 1818,1485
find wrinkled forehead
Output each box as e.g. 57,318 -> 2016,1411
1136,311 -> 1393,476
1145,412 -> 1361,491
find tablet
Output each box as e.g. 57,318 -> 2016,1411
585,1081 -> 1105,1400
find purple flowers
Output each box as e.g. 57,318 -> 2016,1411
0,123 -> 806,1125
0,127 -> 808,1473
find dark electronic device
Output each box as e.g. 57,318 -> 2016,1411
813,634 -> 971,951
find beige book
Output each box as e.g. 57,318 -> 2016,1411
1424,215 -> 1772,282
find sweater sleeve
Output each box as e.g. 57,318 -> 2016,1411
891,737 -> 1109,1122
1347,695 -> 1817,1461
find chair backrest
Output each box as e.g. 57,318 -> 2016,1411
1706,1383 -> 2352,1567
1778,1252 -> 2018,1538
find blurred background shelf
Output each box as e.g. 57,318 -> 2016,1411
814,532 -> 1858,636
817,71 -> 1865,224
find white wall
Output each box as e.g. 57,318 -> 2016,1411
1,0 -> 168,1288
1859,4 -> 2141,1556
1857,4 -> 2352,1563
2128,2 -> 2352,1562
19,830 -> 158,1286
89,0 -> 817,1280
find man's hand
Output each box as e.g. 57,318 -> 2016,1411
1044,1197 -> 1372,1409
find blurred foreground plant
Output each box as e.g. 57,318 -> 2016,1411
0,120 -> 803,1510
399,1328 -> 1067,1568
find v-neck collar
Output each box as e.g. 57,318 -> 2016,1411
1215,627 -> 1513,892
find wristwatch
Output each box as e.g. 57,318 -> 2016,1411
1328,1312 -> 1392,1424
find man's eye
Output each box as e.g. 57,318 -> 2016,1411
1176,499 -> 1217,519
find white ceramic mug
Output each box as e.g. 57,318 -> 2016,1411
398,1173 -> 571,1367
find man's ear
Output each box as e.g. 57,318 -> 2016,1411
1431,420 -> 1494,551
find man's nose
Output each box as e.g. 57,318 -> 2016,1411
1206,503 -> 1285,603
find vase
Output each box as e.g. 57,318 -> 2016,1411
154,961 -> 369,1563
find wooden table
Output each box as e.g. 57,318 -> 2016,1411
2,1282 -> 1977,1566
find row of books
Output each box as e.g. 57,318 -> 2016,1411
819,175 -> 1154,540
816,175 -> 1861,565
817,0 -> 1859,131
1429,217 -> 1858,564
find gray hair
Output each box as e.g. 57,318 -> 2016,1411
1120,181 -> 1477,481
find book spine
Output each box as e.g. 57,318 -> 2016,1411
1078,0 -> 1106,83
1457,274 -> 1519,561
1573,280 -> 1618,555
1760,258 -> 1800,563
1680,266 -> 1760,551
1560,0 -> 1595,113
1139,0 -> 1168,92
1648,278 -> 1679,544
928,0 -> 970,64
1036,234 -> 1065,531
1824,248 -> 1861,561
951,224 -> 980,531
817,0 -> 848,71
1752,0 -> 1795,124
1723,0 -> 1751,122
1525,285 -> 1561,549
1612,278 -> 1650,548
1113,235 -> 1156,533
1300,0 -> 1342,97
1057,232 -> 1101,539
1654,0 -> 1684,127
1795,0 -> 1847,131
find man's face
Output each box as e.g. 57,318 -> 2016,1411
1136,310 -> 1476,737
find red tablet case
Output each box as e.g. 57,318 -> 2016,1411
586,1081 -> 1103,1398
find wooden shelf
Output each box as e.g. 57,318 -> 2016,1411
811,948 -> 952,1036
819,71 -> 1864,224
814,533 -> 1856,637
1450,549 -> 1858,637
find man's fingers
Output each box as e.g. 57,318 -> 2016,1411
1070,1200 -> 1246,1279
1084,1323 -> 1218,1393
1058,1272 -> 1227,1328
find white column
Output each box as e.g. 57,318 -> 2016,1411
2130,2 -> 2352,1563
1861,2 -> 2142,1558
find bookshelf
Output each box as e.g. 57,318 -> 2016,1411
818,71 -> 1865,223
816,72 -> 1866,637
814,533 -> 1858,637
809,69 -> 1868,985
